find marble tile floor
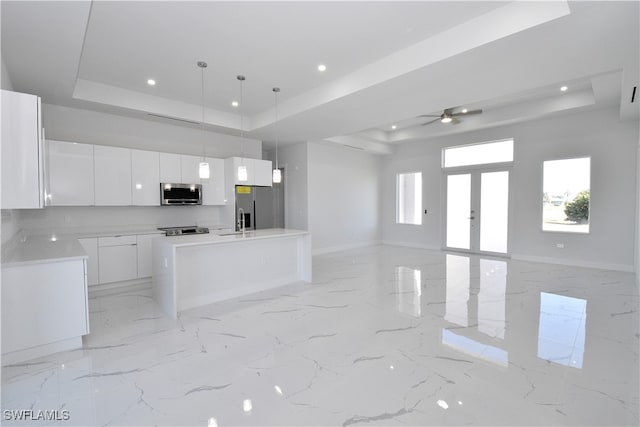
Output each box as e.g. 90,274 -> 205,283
1,245 -> 638,426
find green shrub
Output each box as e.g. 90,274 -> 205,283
564,190 -> 589,222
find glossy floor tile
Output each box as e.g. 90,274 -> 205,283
2,245 -> 638,426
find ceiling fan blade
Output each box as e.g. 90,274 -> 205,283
421,118 -> 440,126
452,109 -> 483,117
451,118 -> 462,125
443,108 -> 455,115
417,114 -> 440,118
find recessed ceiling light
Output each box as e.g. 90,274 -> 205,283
391,125 -> 397,130
147,79 -> 156,86
560,86 -> 568,92
317,64 -> 327,72
232,101 -> 239,107
461,108 -> 468,113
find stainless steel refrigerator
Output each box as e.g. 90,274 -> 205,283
235,168 -> 284,231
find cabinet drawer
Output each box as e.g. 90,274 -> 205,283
98,235 -> 137,247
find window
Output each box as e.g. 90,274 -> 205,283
397,172 -> 422,225
443,139 -> 514,168
542,157 -> 590,233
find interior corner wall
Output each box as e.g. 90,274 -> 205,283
1,55 -> 14,91
307,142 -> 381,254
267,143 -> 309,231
382,107 -> 638,271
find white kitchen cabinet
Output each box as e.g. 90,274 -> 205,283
94,145 -> 132,206
1,258 -> 89,355
159,152 -> 181,183
225,157 -> 273,187
254,158 -> 274,186
78,237 -> 99,286
98,235 -> 138,283
1,90 -> 44,209
202,157 -> 226,205
47,140 -> 95,206
132,149 -> 160,206
136,233 -> 158,278
180,155 -> 201,184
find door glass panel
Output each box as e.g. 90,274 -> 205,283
480,171 -> 509,253
446,174 -> 471,249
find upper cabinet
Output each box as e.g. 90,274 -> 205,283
1,90 -> 44,209
226,157 -> 273,187
159,153 -> 181,183
180,155 -> 201,184
94,145 -> 132,206
131,149 -> 160,206
47,140 -> 95,206
201,157 -> 226,205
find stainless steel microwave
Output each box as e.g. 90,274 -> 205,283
160,183 -> 202,205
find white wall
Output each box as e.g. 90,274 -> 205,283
382,107 -> 638,271
308,142 -> 381,254
268,143 -> 309,231
42,104 -> 261,160
636,142 -> 640,283
1,55 -> 14,91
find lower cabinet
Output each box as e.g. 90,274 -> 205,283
136,234 -> 158,278
1,258 -> 89,355
80,232 -> 161,287
98,235 -> 138,284
78,237 -> 99,286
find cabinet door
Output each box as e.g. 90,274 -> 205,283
136,234 -> 158,278
159,153 -> 181,183
98,244 -> 137,283
202,157 -> 226,205
254,159 -> 274,187
1,90 -> 43,209
181,155 -> 201,184
47,140 -> 95,206
1,260 -> 88,354
78,238 -> 99,286
94,145 -> 132,206
132,149 -> 160,206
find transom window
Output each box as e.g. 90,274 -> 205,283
442,139 -> 514,168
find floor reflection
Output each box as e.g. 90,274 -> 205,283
442,328 -> 509,367
537,292 -> 587,369
395,266 -> 422,317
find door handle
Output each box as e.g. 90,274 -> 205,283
468,216 -> 475,220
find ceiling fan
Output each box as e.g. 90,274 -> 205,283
419,107 -> 482,126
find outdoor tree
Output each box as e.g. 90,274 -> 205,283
564,190 -> 589,223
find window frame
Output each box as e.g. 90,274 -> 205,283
540,155 -> 591,235
396,171 -> 423,226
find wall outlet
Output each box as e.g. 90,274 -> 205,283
556,243 -> 564,249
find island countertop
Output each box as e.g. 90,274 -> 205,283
155,228 -> 309,248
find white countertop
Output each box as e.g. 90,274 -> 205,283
156,228 -> 309,248
2,235 -> 88,267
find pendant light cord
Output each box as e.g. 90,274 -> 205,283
201,64 -> 205,161
274,88 -> 279,170
237,75 -> 246,160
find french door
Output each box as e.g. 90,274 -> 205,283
445,169 -> 510,255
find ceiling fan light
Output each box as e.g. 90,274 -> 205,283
441,116 -> 453,123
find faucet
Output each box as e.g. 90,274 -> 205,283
238,208 -> 246,236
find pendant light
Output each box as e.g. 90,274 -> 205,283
197,61 -> 210,179
272,87 -> 282,183
237,75 -> 248,182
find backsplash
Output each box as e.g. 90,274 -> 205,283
17,205 -> 226,233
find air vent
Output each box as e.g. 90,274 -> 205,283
631,86 -> 637,103
147,113 -> 199,125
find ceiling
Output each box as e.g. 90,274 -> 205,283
2,1 -> 638,154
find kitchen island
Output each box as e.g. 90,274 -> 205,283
152,228 -> 311,318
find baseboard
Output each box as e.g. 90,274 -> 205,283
511,253 -> 634,272
381,240 -> 441,251
312,241 -> 380,256
88,278 -> 152,297
2,337 -> 82,366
